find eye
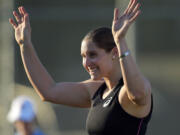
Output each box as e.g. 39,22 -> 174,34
89,52 -> 97,58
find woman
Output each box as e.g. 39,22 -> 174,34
9,0 -> 153,134
7,96 -> 45,135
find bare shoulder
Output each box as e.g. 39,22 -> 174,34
81,79 -> 104,98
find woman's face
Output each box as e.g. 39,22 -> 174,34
81,40 -> 114,80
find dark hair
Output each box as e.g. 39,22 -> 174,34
83,27 -> 116,53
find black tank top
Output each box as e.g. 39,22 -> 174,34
86,78 -> 153,135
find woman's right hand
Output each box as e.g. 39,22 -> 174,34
9,6 -> 32,46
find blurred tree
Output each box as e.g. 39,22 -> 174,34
0,0 -> 15,134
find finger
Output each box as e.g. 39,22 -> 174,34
19,6 -> 30,26
18,6 -> 24,17
133,3 -> 140,13
127,0 -> 137,15
113,8 -> 119,21
129,3 -> 140,19
9,18 -> 17,29
13,11 -> 21,23
124,0 -> 134,14
18,6 -> 25,22
21,6 -> 28,15
129,10 -> 140,23
24,13 -> 30,26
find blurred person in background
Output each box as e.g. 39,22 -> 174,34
7,96 -> 46,135
9,0 -> 153,134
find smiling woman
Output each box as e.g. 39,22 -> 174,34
81,33 -> 117,80
81,28 -> 118,81
9,0 -> 153,134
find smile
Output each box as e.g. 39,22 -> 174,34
88,68 -> 98,74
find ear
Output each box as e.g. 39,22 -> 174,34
111,47 -> 119,58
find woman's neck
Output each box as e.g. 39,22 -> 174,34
103,71 -> 122,91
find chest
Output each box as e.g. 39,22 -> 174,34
86,95 -> 121,133
86,93 -> 144,135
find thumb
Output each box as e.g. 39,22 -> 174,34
113,8 -> 119,21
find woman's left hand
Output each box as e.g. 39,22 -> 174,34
112,0 -> 140,43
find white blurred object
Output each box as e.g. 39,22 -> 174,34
7,95 -> 36,123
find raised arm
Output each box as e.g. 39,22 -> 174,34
112,0 -> 151,105
9,7 -> 102,108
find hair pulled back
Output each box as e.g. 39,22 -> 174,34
83,27 -> 116,53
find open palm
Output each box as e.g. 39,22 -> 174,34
112,0 -> 140,43
9,6 -> 31,46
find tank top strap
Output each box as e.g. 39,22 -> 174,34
92,82 -> 106,100
111,78 -> 124,97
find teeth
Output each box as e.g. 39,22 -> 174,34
89,68 -> 97,72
